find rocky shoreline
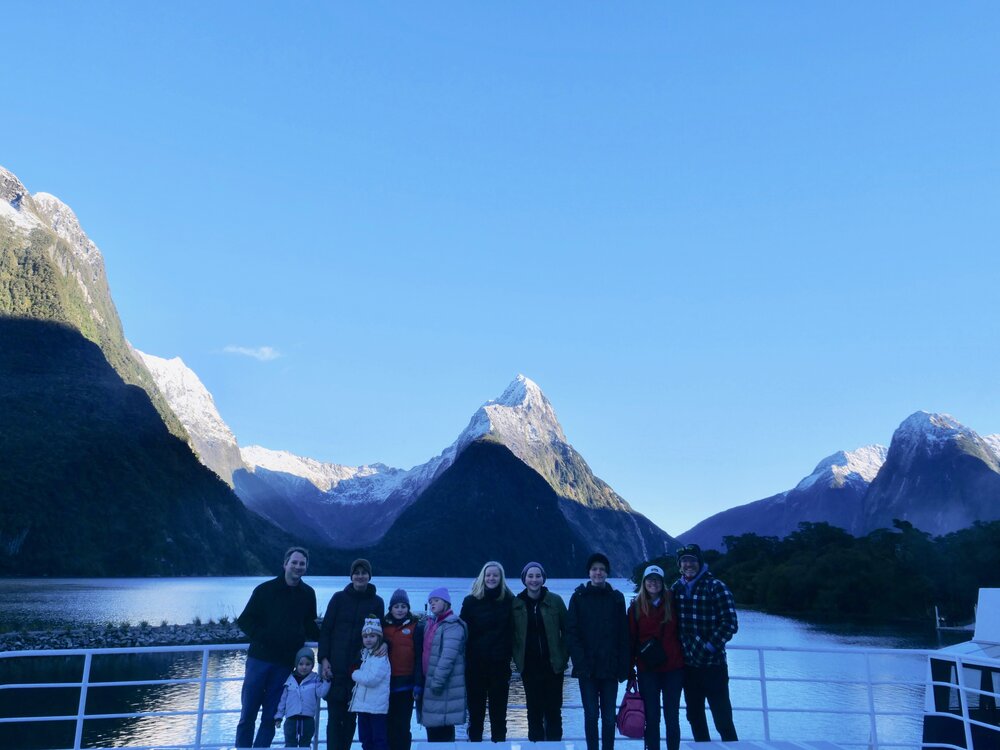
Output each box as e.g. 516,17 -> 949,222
0,620 -> 253,652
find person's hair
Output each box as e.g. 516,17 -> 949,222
284,546 -> 309,564
633,577 -> 672,624
470,560 -> 513,600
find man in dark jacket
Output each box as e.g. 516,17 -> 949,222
236,546 -> 320,749
319,558 -> 386,750
566,552 -> 630,750
671,543 -> 739,742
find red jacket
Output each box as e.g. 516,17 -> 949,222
627,594 -> 684,672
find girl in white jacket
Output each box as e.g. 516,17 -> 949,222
275,646 -> 331,747
350,615 -> 391,750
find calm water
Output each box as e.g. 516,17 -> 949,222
0,577 -> 971,749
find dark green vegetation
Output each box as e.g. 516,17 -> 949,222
0,216 -> 186,439
632,520 -> 1000,623
361,437 -> 596,577
0,317 -> 299,576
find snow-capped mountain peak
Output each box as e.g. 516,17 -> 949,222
888,411 -> 999,472
32,192 -> 103,266
794,444 -> 888,492
985,434 -> 1000,462
0,167 -> 43,232
459,374 -> 567,450
137,351 -> 236,446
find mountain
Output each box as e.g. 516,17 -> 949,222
0,166 -> 186,440
679,445 -> 888,550
0,317 -> 294,575
228,374 -> 677,570
860,412 -> 1000,535
682,411 -> 1000,550
136,351 -> 246,487
366,438 -> 602,576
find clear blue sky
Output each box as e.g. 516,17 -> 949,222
4,3 -> 999,536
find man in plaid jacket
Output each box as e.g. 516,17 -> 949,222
670,543 -> 739,742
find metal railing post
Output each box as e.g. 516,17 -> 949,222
956,657 -> 974,750
194,647 -> 210,750
757,647 -> 770,740
73,651 -> 93,750
865,652 -> 878,749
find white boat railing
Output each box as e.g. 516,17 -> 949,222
1,642 -> 997,750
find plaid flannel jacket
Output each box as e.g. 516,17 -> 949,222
670,568 -> 738,667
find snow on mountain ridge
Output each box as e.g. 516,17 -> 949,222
240,445 -> 381,492
794,444 -> 888,492
32,192 -> 104,266
0,167 -> 43,232
137,351 -> 237,446
985,434 -> 1000,462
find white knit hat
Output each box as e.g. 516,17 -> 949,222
361,615 -> 383,636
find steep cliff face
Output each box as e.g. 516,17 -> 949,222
0,317 -> 293,576
0,165 -> 187,440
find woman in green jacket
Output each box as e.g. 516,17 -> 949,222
511,561 -> 569,742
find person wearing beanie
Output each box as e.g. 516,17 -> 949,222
350,614 -> 391,750
319,559 -> 386,750
235,546 -> 320,749
671,544 -> 739,742
382,589 -> 424,750
566,552 -> 629,750
512,562 -> 569,741
586,553 -> 612,576
628,564 -> 684,750
274,646 -> 330,747
419,588 -> 467,742
460,561 -> 515,742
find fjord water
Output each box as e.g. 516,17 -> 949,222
0,577 -> 966,748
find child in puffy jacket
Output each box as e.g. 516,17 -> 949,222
350,615 -> 391,750
383,589 -> 424,750
275,646 -> 330,747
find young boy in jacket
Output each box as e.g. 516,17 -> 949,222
274,647 -> 330,747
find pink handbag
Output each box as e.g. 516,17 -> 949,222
616,677 -> 645,739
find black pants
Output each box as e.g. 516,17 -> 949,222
521,668 -> 563,741
425,725 -> 456,742
682,664 -> 738,741
283,715 -> 316,747
387,690 -> 414,750
466,659 -> 511,741
326,696 -> 357,750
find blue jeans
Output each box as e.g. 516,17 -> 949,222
682,664 -> 738,741
637,669 -> 683,750
578,677 -> 618,750
357,712 -> 389,750
236,656 -> 289,748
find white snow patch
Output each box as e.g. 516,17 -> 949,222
795,444 -> 888,492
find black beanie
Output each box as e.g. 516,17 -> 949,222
586,552 -> 611,576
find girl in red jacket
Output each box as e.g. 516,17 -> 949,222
628,565 -> 684,750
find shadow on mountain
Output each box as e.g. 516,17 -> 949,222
0,317 -> 297,576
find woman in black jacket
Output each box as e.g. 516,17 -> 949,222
566,552 -> 630,750
459,560 -> 514,742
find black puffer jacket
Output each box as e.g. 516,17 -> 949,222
460,588 -> 513,664
318,583 -> 385,701
565,582 -> 630,681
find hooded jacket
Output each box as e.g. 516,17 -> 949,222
349,648 -> 391,715
419,611 -> 468,728
511,587 -> 569,675
565,582 -> 630,681
276,670 -> 330,719
318,583 -> 386,701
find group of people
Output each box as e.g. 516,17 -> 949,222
234,544 -> 739,750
